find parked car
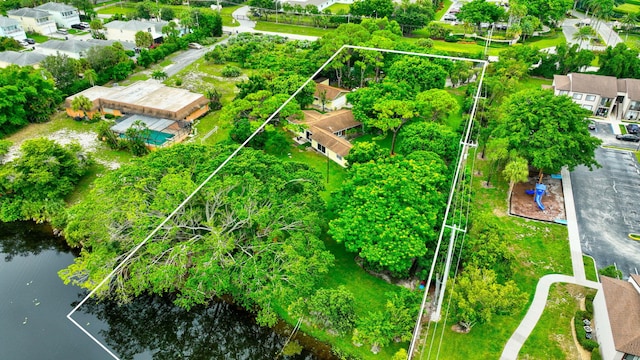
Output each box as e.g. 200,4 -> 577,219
626,123 -> 640,134
18,39 -> 29,46
71,23 -> 87,30
443,14 -> 457,21
188,42 -> 203,49
616,134 -> 640,142
588,121 -> 596,130
79,22 -> 89,27
56,29 -> 68,35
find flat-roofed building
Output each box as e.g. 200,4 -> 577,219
65,80 -> 209,121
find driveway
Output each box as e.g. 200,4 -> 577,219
571,125 -> 640,277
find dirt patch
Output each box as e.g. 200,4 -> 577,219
510,175 -> 566,223
4,129 -> 120,170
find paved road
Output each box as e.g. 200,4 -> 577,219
562,10 -> 622,51
572,147 -> 640,277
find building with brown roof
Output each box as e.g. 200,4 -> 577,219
552,73 -> 640,120
65,80 -> 209,121
313,79 -> 350,111
294,109 -> 362,167
593,275 -> 640,360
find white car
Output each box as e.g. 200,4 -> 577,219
188,42 -> 203,49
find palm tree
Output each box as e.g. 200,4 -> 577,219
502,156 -> 529,204
621,13 -> 638,41
71,95 -> 93,119
84,69 -> 97,87
574,25 -> 596,48
151,70 -> 168,80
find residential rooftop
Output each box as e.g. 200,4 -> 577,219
601,276 -> 640,356
0,16 -> 21,27
0,51 -> 47,67
35,2 -> 76,12
7,8 -> 52,19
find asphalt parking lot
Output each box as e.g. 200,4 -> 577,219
571,121 -> 640,277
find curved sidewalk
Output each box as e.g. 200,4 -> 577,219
500,168 -> 601,359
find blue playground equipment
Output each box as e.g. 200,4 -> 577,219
534,183 -> 547,211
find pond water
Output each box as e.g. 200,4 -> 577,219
0,222 -> 334,360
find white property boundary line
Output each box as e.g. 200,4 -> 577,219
66,43 -> 487,359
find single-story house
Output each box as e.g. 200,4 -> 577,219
0,51 -> 46,68
35,2 -> 80,29
593,275 -> 640,360
103,20 -> 167,44
313,80 -> 350,111
0,16 -> 27,41
293,109 -> 361,167
7,8 -> 56,35
552,73 -> 640,120
65,80 -> 209,121
110,114 -> 191,148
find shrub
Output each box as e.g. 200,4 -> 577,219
574,311 -> 599,352
221,65 -> 241,77
175,78 -> 182,86
104,113 -> 115,119
586,293 -> 595,315
444,34 -> 460,42
599,264 -> 623,279
591,347 -> 602,360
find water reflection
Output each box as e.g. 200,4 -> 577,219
78,294 -> 327,360
0,221 -> 72,261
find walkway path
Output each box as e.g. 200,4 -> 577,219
500,168 -> 602,359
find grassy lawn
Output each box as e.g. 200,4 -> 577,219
325,3 -> 351,13
402,38 -> 504,56
220,5 -> 240,27
622,32 -> 640,50
615,2 -> 640,13
515,77 -> 552,91
96,3 -> 135,16
158,58 -> 172,67
254,21 -> 334,37
525,31 -> 567,49
26,32 -> 49,43
520,284 -> 597,359
583,255 -> 598,282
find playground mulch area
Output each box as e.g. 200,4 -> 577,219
510,175 -> 566,223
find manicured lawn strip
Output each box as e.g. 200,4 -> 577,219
96,3 -> 135,16
325,3 -> 351,13
158,58 -> 173,67
435,0 -> 453,20
623,32 -> 640,50
583,255 -> 598,282
254,21 -> 333,37
403,37 -> 503,56
520,284 -> 596,359
524,31 -> 567,49
615,3 -> 640,13
220,5 -> 240,27
26,33 -> 49,43
515,77 -> 552,91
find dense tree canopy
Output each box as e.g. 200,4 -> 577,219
457,0 -> 506,30
492,89 -> 601,177
0,65 -> 62,135
597,43 -> 640,79
0,138 -> 91,222
329,151 -> 449,277
59,145 -> 333,326
349,0 -> 395,18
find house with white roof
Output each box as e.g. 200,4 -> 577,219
0,16 -> 27,41
35,38 -> 136,59
7,8 -> 56,35
35,2 -> 80,29
103,20 -> 167,44
593,275 -> 640,360
553,73 -> 640,120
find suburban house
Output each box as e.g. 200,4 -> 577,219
593,275 -> 640,360
65,80 -> 209,121
0,51 -> 46,68
7,8 -> 56,35
35,39 -> 135,59
35,2 -> 80,29
103,20 -> 167,44
313,79 -> 350,111
293,109 -> 361,167
0,16 -> 27,41
553,73 -> 640,120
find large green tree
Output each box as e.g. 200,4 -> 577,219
328,151 -> 449,277
0,65 -> 61,134
59,145 -> 333,326
492,89 -> 601,180
386,57 -> 449,93
349,0 -> 395,18
456,0 -> 506,30
0,138 -> 91,222
597,43 -> 640,79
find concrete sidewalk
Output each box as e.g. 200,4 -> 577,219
500,168 -> 600,359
